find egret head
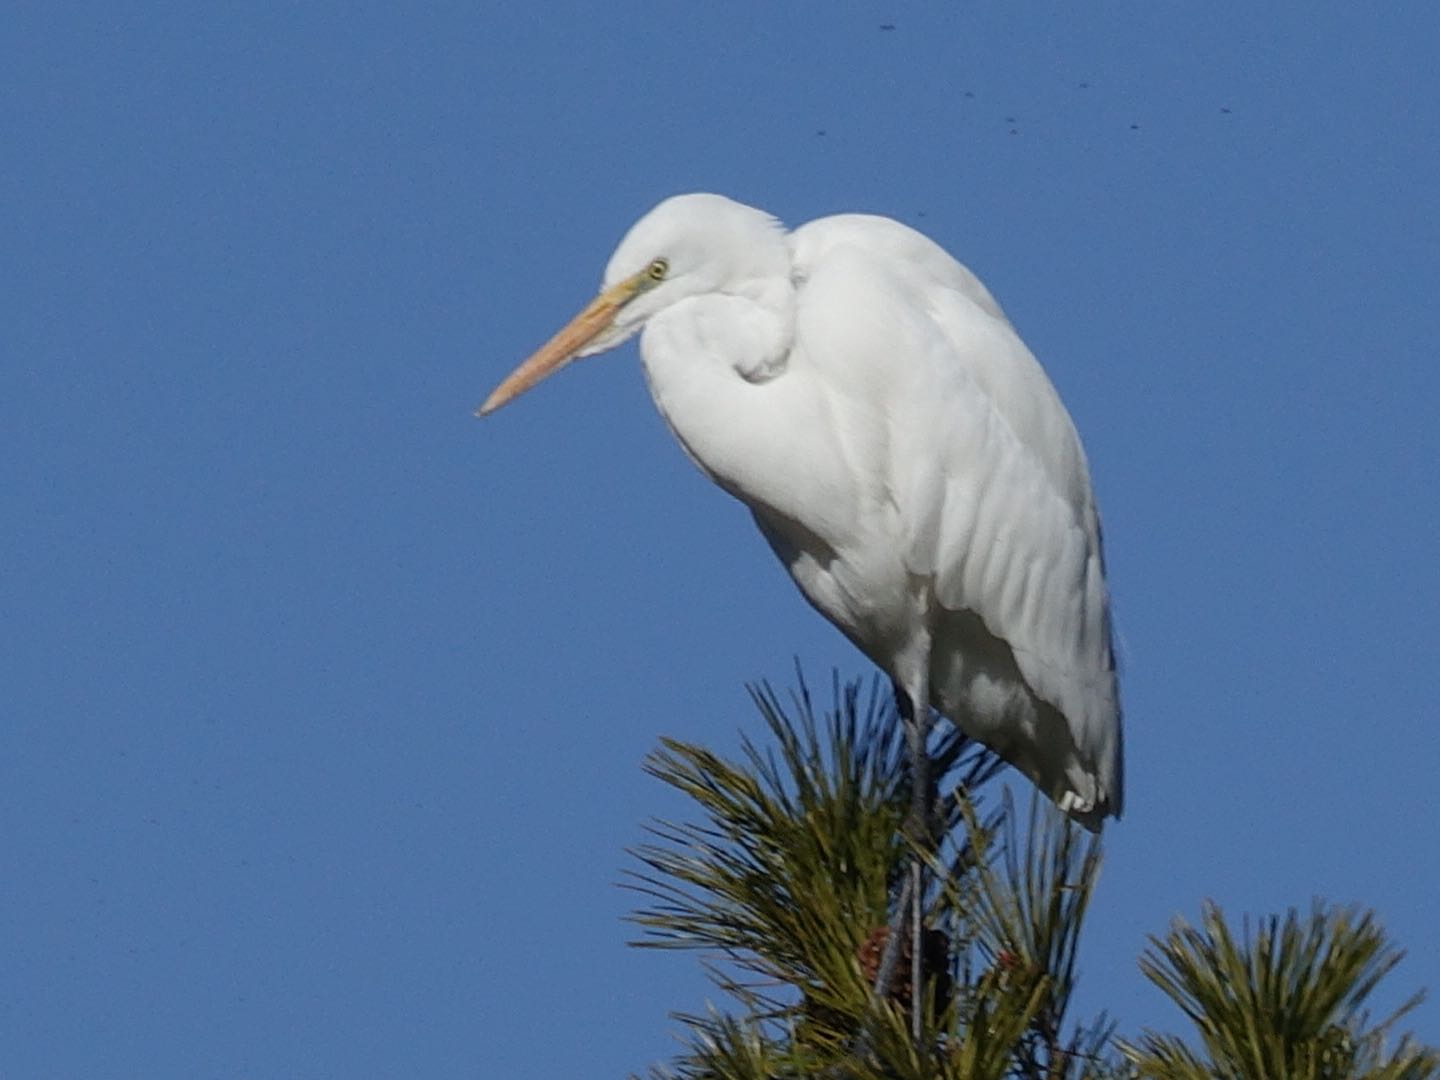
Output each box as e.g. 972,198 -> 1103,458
477,193 -> 788,416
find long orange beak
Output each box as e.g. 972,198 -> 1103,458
476,278 -> 638,417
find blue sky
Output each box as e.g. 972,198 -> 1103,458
5,3 -> 1438,1077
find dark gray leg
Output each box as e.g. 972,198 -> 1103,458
872,680 -> 934,1043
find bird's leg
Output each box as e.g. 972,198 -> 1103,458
905,684 -> 933,1043
872,678 -> 935,1045
872,686 -> 914,999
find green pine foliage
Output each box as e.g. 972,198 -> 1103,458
1122,903 -> 1439,1079
624,674 -> 1436,1079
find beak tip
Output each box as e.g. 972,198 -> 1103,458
478,287 -> 622,422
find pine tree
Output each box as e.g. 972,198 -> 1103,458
625,673 -> 1436,1079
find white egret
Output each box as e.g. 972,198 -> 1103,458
479,193 -> 1122,1026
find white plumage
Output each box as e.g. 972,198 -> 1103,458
480,193 -> 1122,829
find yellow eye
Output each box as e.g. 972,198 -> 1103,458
646,258 -> 669,282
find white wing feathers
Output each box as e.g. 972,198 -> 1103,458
789,216 -> 1122,819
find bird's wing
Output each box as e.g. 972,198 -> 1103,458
792,213 -> 1011,324
790,216 -> 1121,804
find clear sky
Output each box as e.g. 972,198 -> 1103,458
5,4 -> 1438,1077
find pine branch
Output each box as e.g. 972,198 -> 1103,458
625,676 -> 909,1008
625,670 -> 1122,1078
1121,901 -> 1440,1079
621,671 -> 1438,1080
943,791 -> 1117,1080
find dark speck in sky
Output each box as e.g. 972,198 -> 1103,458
879,23 -> 895,31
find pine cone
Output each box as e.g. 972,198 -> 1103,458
857,925 -> 952,1017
